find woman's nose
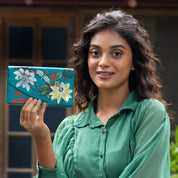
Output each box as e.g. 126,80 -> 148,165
98,54 -> 111,67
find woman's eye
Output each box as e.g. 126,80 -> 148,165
90,50 -> 100,57
113,51 -> 122,57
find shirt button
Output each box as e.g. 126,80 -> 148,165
102,130 -> 105,134
100,154 -> 103,158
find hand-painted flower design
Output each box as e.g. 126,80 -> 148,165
36,70 -> 50,84
14,68 -> 37,92
49,82 -> 72,104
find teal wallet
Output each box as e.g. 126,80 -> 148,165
7,66 -> 74,107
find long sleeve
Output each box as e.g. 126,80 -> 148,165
119,99 -> 170,178
33,116 -> 75,178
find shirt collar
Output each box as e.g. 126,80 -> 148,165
74,96 -> 101,128
119,91 -> 139,112
74,91 -> 139,128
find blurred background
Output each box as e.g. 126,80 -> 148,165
0,0 -> 178,177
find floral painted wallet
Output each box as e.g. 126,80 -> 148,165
7,66 -> 74,107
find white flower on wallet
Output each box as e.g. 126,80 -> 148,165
49,82 -> 72,103
14,68 -> 37,92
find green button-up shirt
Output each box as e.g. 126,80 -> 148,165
35,92 -> 170,178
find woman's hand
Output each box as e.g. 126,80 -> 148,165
20,97 -> 56,168
20,97 -> 50,144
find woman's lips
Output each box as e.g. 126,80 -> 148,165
96,71 -> 115,79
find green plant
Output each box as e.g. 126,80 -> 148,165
171,174 -> 178,178
170,126 -> 178,177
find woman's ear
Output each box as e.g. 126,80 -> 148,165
131,62 -> 135,71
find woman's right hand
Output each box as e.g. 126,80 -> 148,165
20,97 -> 50,144
20,97 -> 57,168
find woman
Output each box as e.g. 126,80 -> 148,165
20,10 -> 170,178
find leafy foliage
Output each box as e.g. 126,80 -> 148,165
170,126 -> 178,177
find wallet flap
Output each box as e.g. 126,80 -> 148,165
7,66 -> 74,107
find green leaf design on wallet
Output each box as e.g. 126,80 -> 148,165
40,90 -> 51,96
40,84 -> 50,90
56,71 -> 62,80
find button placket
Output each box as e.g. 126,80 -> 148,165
100,154 -> 103,158
99,127 -> 106,158
99,126 -> 107,177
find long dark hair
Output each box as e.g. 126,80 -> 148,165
71,10 -> 169,114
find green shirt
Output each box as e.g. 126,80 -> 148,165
35,92 -> 170,178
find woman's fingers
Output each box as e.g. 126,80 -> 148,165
39,102 -> 47,122
31,99 -> 42,122
24,99 -> 38,123
20,98 -> 43,127
19,98 -> 49,140
22,97 -> 33,108
20,97 -> 33,125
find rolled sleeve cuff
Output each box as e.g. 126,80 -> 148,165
34,162 -> 58,178
34,162 -> 68,178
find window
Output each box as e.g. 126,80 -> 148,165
4,14 -> 74,177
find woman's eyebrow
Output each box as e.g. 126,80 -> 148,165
89,44 -> 126,49
110,45 -> 125,49
89,44 -> 100,48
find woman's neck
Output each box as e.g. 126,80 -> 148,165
96,88 -> 130,124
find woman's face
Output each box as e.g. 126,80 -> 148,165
88,29 -> 134,92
